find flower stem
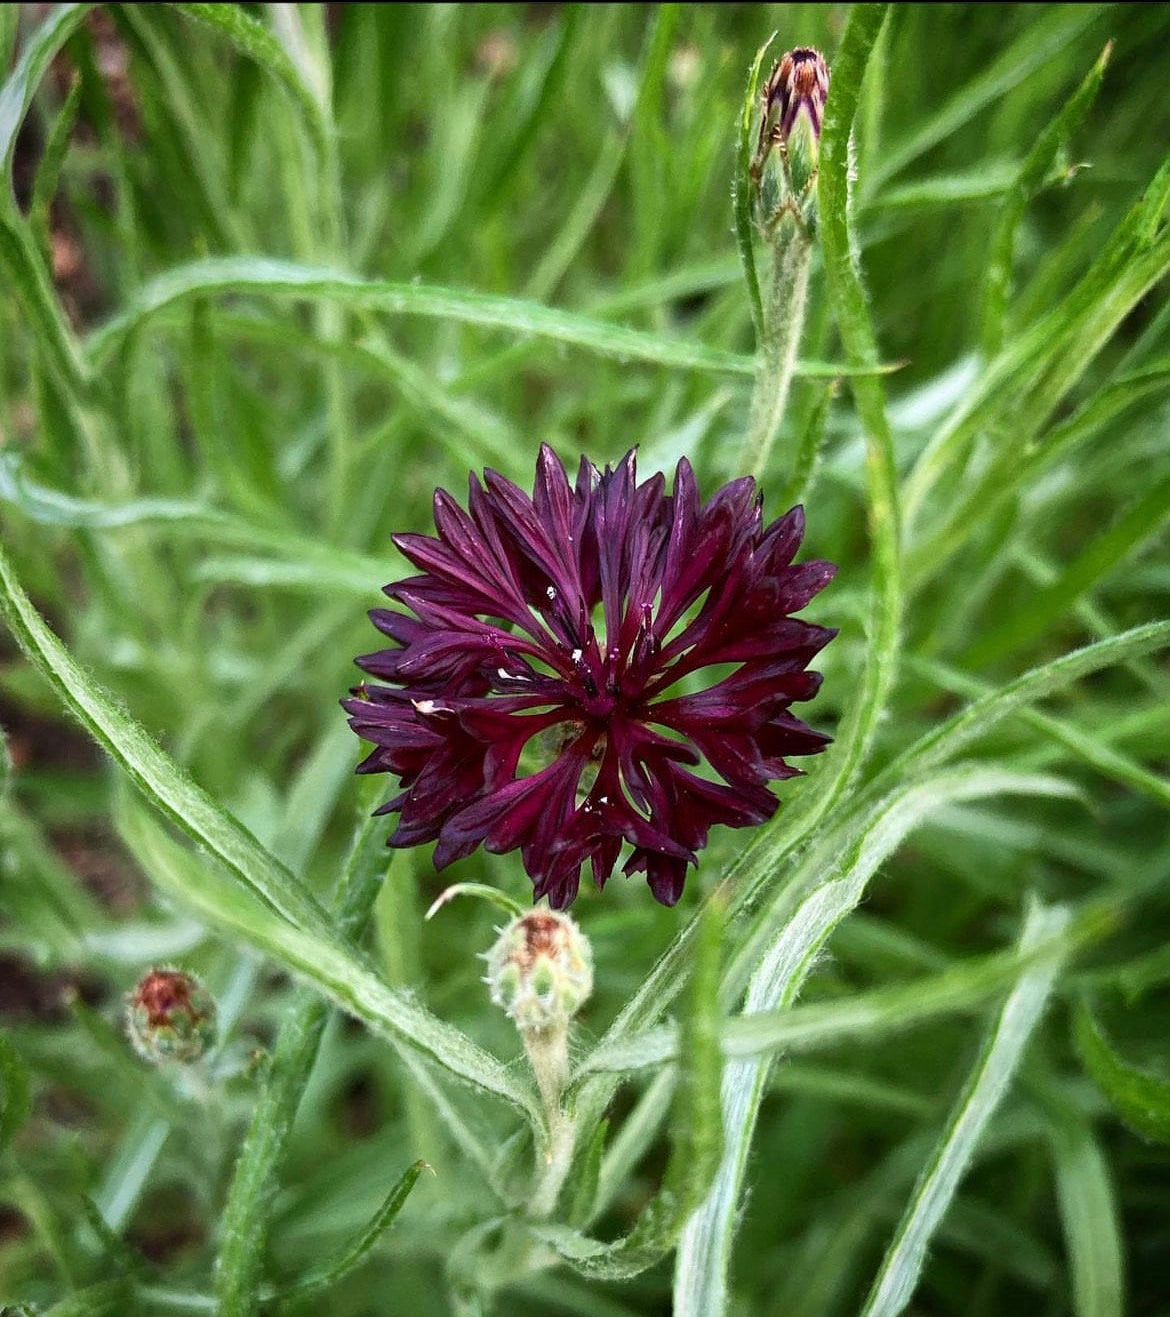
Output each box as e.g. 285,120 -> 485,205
524,1026 -> 578,1222
739,217 -> 814,482
213,814 -> 390,1316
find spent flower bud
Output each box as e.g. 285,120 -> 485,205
125,967 -> 217,1065
486,909 -> 593,1034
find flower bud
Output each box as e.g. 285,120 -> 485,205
125,967 -> 217,1065
752,46 -> 830,231
763,48 -> 829,160
485,909 -> 592,1034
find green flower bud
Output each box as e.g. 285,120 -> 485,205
485,909 -> 593,1034
125,967 -> 217,1065
751,46 -> 830,234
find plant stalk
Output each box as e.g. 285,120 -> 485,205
739,218 -> 814,481
213,815 -> 390,1315
525,1026 -> 577,1222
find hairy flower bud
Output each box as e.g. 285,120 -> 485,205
486,909 -> 593,1034
762,48 -> 829,157
752,46 -> 830,232
125,967 -> 217,1065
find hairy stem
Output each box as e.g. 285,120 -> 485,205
740,218 -> 814,480
214,813 -> 390,1315
525,1026 -> 577,1222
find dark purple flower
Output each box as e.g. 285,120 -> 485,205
344,447 -> 836,910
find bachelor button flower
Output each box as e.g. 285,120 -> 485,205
760,47 -> 830,156
344,446 -> 836,910
486,908 -> 594,1034
125,967 -> 217,1065
752,46 -> 830,230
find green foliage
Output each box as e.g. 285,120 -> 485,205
1074,1001 -> 1170,1144
2,5 -> 1169,1316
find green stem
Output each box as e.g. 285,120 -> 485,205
739,220 -> 814,480
524,1025 -> 576,1222
528,1105 -> 577,1224
213,811 -> 391,1316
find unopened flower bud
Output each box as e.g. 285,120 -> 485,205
486,909 -> 592,1034
125,967 -> 217,1065
752,46 -> 830,232
763,48 -> 829,157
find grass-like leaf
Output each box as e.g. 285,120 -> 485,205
732,33 -> 774,342
0,1032 -> 31,1153
860,901 -> 1071,1317
1051,1117 -> 1126,1317
271,1161 -> 433,1306
980,42 -> 1111,356
1074,1001 -> 1170,1143
171,3 -> 330,151
0,537 -> 333,937
812,2 -> 901,819
0,2 -> 95,180
84,255 -> 893,380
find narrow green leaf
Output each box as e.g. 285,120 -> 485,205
568,1118 -> 609,1228
733,34 -> 774,343
0,207 -> 92,398
867,6 -> 1101,188
586,848 -> 1099,1079
1073,1001 -> 1170,1143
274,1161 -> 432,1304
85,255 -> 888,380
0,2 -> 94,179
961,469 -> 1170,667
0,449 -> 389,595
525,6 -> 669,303
0,448 -> 213,527
0,537 -> 333,939
92,1111 -> 171,1234
171,3 -> 329,152
471,6 -> 583,212
778,379 -> 837,510
116,4 -> 244,250
424,882 -> 527,923
1050,1118 -> 1125,1317
812,2 -> 901,815
860,901 -> 1071,1317
905,155 -> 1170,534
908,654 -> 1170,808
0,5 -> 18,72
882,622 -> 1170,785
0,1031 -> 31,1152
592,1070 -> 673,1224
981,43 -> 1111,357
675,866 -> 867,1317
573,761 -> 1075,1154
731,907 -> 1102,1061
866,165 -> 1017,210
29,72 -> 83,252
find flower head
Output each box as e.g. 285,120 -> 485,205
486,908 -> 593,1033
345,447 -> 835,909
125,967 -> 217,1065
760,47 -> 830,155
751,46 -> 830,230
